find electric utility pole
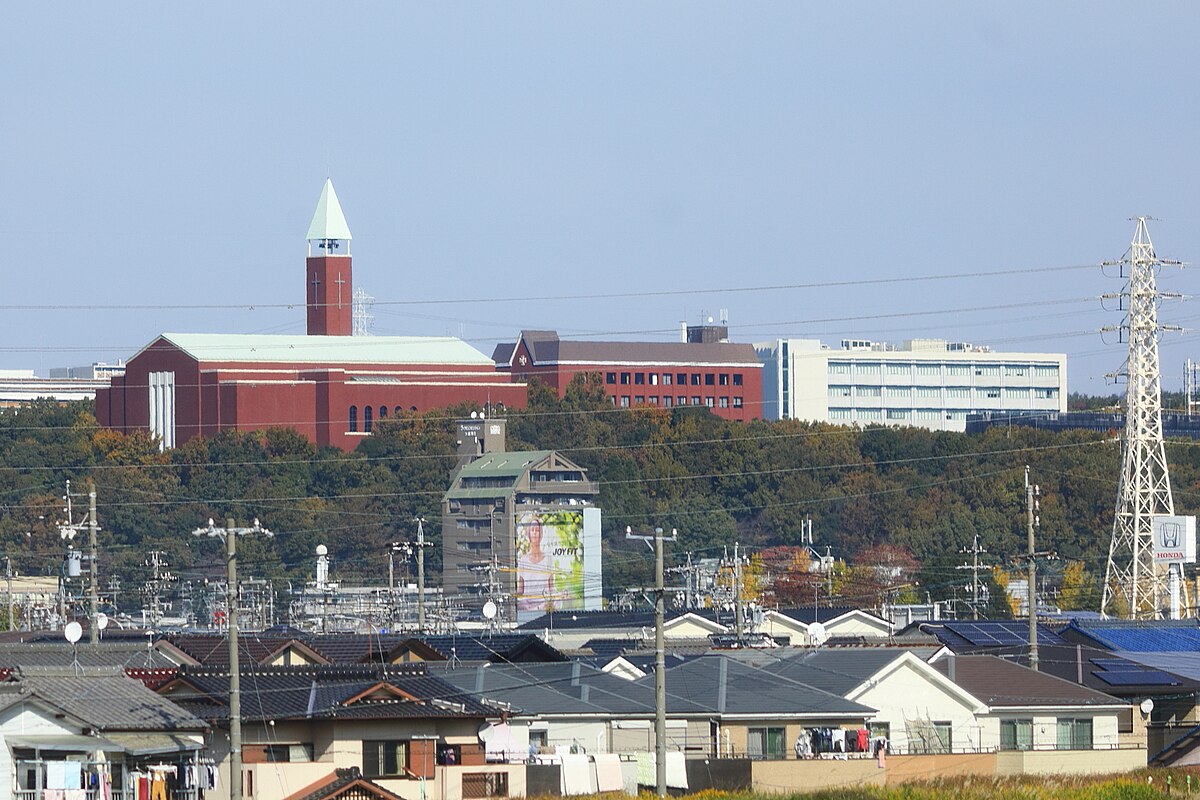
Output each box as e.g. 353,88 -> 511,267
956,535 -> 989,620
394,518 -> 434,632
4,557 -> 13,632
627,525 -> 677,799
733,542 -> 744,642
193,517 -> 272,800
58,481 -> 102,646
1026,466 -> 1040,671
87,485 -> 99,646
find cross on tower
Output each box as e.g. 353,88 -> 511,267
335,273 -> 347,308
310,272 -> 321,301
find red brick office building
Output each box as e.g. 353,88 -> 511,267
95,180 -> 525,450
492,326 -> 763,422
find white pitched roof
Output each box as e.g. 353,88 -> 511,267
306,178 -> 353,241
148,333 -> 493,366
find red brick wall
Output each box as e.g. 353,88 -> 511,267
306,256 -> 353,336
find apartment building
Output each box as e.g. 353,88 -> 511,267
756,338 -> 1067,433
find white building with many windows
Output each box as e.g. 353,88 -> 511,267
755,337 -> 1067,432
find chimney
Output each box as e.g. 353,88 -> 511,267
947,653 -> 956,683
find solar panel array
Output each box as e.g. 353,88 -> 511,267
1093,670 -> 1180,687
945,621 -> 1066,647
1090,657 -> 1181,687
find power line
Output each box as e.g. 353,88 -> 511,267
0,263 -> 1104,313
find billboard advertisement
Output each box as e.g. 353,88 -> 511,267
515,508 -> 601,618
1152,515 -> 1197,564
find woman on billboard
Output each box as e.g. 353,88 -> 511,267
516,511 -> 556,611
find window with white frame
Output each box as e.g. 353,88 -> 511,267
148,371 -> 177,450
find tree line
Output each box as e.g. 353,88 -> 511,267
2,375 -> 1197,614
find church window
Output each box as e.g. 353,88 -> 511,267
348,406 -> 358,432
378,406 -> 387,420
364,406 -> 373,432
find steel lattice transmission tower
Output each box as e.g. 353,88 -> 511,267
1102,217 -> 1182,619
352,287 -> 374,336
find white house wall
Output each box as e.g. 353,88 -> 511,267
825,614 -> 893,639
0,703 -> 88,800
852,660 -> 982,754
664,618 -> 726,639
974,712 -> 1121,753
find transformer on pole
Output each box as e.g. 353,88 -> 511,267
1102,217 -> 1183,619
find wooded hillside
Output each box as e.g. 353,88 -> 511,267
3,376 -> 1198,610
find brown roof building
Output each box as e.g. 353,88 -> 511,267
493,325 -> 763,421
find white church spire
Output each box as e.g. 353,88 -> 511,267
306,178 -> 353,243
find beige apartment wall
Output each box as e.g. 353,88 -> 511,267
751,758 -> 884,793
884,752 -> 997,783
435,765 -> 526,800
994,748 -> 1147,777
244,763 -> 338,800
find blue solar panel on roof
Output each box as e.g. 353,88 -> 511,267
1093,670 -> 1180,686
945,621 -> 1066,647
1091,658 -> 1136,668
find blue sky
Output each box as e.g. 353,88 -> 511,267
4,3 -> 1199,394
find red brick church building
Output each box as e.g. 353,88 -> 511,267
95,180 -> 527,450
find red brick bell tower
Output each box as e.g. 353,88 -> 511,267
306,178 -> 353,336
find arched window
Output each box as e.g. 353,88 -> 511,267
378,405 -> 387,419
395,406 -> 403,416
348,405 -> 358,432
364,405 -> 373,433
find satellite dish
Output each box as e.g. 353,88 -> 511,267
482,600 -> 498,620
316,544 -> 328,556
1141,698 -> 1155,715
64,621 -> 83,644
808,622 -> 828,647
478,723 -> 494,743
96,613 -> 109,631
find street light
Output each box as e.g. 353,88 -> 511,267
192,517 -> 272,800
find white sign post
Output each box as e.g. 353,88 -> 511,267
1152,516 -> 1197,620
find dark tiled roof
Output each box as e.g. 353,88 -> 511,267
164,635 -> 292,666
644,654 -> 875,717
932,655 -> 1128,708
0,643 -> 176,670
734,648 -> 908,697
14,666 -> 207,731
166,664 -> 491,722
306,635 -> 411,664
496,331 -> 761,367
519,610 -> 659,630
580,638 -> 643,659
435,661 -> 686,716
161,633 -> 566,667
414,634 -> 567,663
